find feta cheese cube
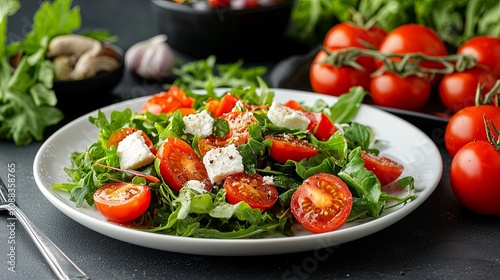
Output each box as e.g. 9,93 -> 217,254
267,101 -> 310,131
203,144 -> 244,184
117,130 -> 155,170
183,110 -> 214,138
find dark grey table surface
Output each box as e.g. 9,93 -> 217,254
1,1 -> 499,279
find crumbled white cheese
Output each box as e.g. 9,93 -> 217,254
263,176 -> 274,185
185,180 -> 208,194
183,110 -> 214,138
117,130 -> 155,170
203,144 -> 244,184
267,101 -> 310,131
231,100 -> 246,112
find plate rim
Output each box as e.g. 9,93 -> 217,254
33,88 -> 443,256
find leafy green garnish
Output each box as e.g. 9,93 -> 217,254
171,55 -> 268,90
13,0 -> 81,56
0,0 -> 82,146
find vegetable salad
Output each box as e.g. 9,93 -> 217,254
53,84 -> 415,238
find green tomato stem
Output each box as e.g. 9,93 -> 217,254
319,47 -> 477,78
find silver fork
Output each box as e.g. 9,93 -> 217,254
0,176 -> 89,280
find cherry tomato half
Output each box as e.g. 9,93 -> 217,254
310,48 -> 371,97
108,127 -> 157,155
207,93 -> 241,118
457,36 -> 500,78
223,172 -> 279,211
370,72 -> 431,111
156,137 -> 212,191
361,151 -> 404,186
93,182 -> 151,223
450,140 -> 500,215
444,105 -> 500,157
265,134 -> 319,164
291,173 -> 352,234
216,111 -> 258,147
438,66 -> 497,113
283,100 -> 337,141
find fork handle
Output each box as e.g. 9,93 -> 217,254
7,205 -> 89,280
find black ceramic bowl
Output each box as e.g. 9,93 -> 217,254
150,0 -> 294,61
52,43 -> 124,116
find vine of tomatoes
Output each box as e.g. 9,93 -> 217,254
310,22 -> 500,114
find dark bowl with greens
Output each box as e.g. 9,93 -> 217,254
150,0 -> 295,61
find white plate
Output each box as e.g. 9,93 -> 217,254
33,88 -> 442,256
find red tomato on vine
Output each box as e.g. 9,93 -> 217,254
378,24 -> 448,71
457,36 -> 500,78
369,72 -> 431,111
445,105 -> 500,157
439,66 -> 497,113
323,22 -> 387,73
310,47 -> 371,97
450,118 -> 500,215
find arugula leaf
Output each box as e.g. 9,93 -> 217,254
338,147 -> 383,218
328,86 -> 367,124
171,55 -> 268,90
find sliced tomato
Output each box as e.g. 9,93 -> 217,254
223,172 -> 278,211
198,136 -> 218,157
141,86 -> 195,115
283,100 -> 337,140
290,173 -> 352,234
108,127 -> 157,155
216,111 -> 258,147
93,182 -> 151,223
156,137 -> 212,191
265,135 -> 319,164
208,93 -> 241,118
361,151 -> 404,186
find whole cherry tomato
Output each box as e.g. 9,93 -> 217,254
324,22 -> 386,50
450,139 -> 500,215
370,72 -> 431,111
323,22 -> 387,73
444,105 -> 500,157
378,24 -> 447,71
457,36 -> 500,78
310,48 -> 371,97
438,66 -> 497,113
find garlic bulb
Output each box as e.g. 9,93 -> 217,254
125,34 -> 175,80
